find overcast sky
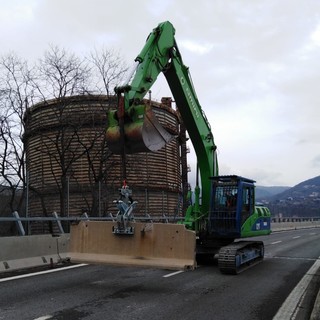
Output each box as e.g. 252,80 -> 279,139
1,0 -> 320,187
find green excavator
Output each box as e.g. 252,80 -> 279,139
69,21 -> 271,274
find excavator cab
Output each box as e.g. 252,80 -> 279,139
209,176 -> 254,239
208,175 -> 271,240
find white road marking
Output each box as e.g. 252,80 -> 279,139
0,264 -> 88,283
271,241 -> 282,245
163,270 -> 184,278
273,256 -> 316,261
310,233 -> 316,235
33,316 -> 53,320
292,236 -> 301,239
273,257 -> 320,320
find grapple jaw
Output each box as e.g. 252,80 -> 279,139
106,104 -> 174,154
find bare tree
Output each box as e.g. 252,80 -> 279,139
75,98 -> 118,216
27,46 -> 128,221
80,47 -> 129,214
0,46 -> 129,234
0,53 -> 34,215
89,47 -> 128,95
35,45 -> 90,99
27,46 -> 91,221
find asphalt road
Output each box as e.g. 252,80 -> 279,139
0,228 -> 320,320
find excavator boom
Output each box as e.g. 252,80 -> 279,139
106,21 -> 218,218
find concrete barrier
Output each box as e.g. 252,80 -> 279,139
271,221 -> 320,231
0,234 -> 70,273
69,221 -> 196,270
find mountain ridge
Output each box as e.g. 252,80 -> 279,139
256,175 -> 320,217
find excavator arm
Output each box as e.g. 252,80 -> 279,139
107,21 -> 218,226
117,21 -> 176,101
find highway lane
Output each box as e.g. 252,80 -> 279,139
0,228 -> 320,320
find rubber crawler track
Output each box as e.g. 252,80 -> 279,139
218,241 -> 264,274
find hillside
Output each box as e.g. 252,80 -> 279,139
256,186 -> 290,200
261,176 -> 320,217
270,176 -> 320,201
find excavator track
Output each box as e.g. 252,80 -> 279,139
218,241 -> 264,274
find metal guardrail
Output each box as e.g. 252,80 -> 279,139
0,211 -> 109,236
0,211 -> 174,236
2,211 -> 320,236
271,217 -> 320,222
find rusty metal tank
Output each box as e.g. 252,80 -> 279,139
23,95 -> 188,233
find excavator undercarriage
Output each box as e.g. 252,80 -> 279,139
218,241 -> 264,274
